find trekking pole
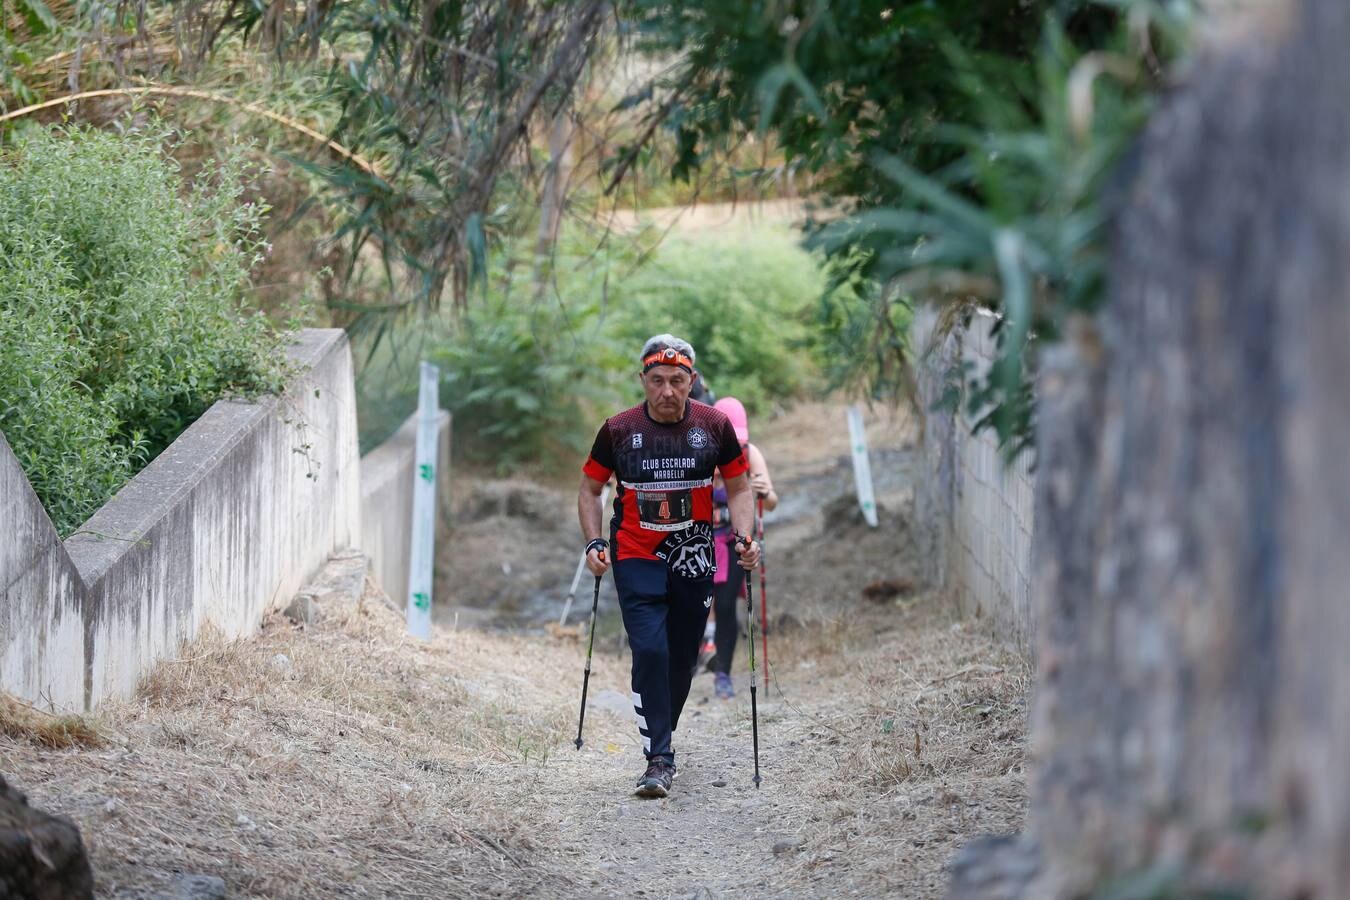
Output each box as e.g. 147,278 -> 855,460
561,486 -> 608,626
558,551 -> 589,627
573,573 -> 602,750
757,497 -> 769,691
744,546 -> 763,788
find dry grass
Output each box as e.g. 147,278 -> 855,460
761,594 -> 1031,897
0,583 -> 589,898
0,400 -> 1030,898
729,401 -> 1030,896
783,598 -> 1027,795
0,580 -> 1029,899
0,694 -> 104,750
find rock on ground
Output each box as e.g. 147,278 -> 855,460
0,773 -> 93,899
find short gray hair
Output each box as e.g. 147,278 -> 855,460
640,333 -> 696,365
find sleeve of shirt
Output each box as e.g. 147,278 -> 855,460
715,418 -> 749,479
582,421 -> 615,482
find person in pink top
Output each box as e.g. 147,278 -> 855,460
709,397 -> 778,699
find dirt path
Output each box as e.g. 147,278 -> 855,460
541,606 -> 1026,898
0,403 -> 1028,898
535,404 -> 1028,897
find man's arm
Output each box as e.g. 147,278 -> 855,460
724,472 -> 761,569
578,475 -> 610,575
747,443 -> 778,512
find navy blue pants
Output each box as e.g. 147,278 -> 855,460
613,558 -> 713,765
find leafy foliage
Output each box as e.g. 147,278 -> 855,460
618,0 -> 1191,451
815,7 -> 1192,452
433,300 -> 624,471
355,224 -> 842,467
619,0 -> 1088,199
0,123 -> 284,534
294,0 -> 610,311
610,228 -> 836,415
353,225 -> 636,469
0,0 -> 63,105
810,252 -> 914,402
1,0 -> 612,316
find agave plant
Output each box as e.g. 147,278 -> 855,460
811,1 -> 1194,455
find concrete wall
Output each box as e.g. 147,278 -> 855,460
359,410 -> 451,605
0,432 -> 84,708
1,329 -> 361,711
913,306 -> 1036,652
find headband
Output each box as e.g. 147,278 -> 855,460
642,347 -> 694,373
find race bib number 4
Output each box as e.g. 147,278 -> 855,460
636,488 -> 693,531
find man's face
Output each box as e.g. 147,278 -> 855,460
641,365 -> 693,419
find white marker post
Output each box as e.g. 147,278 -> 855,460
846,405 -> 879,528
406,361 -> 440,640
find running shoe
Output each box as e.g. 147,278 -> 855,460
715,672 -> 734,700
697,620 -> 717,671
635,760 -> 676,798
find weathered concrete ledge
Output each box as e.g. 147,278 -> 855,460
0,431 -> 84,709
359,410 -> 451,606
1,329 -> 361,711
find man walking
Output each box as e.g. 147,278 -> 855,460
578,334 -> 761,798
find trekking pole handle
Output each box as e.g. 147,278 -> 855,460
732,532 -> 759,559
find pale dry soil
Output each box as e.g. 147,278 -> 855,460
0,403 -> 1027,898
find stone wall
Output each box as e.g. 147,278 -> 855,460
913,306 -> 1036,652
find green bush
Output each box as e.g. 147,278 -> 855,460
610,227 -> 827,414
432,300 -> 626,471
810,10 -> 1192,454
0,124 -> 285,535
361,224 -> 841,470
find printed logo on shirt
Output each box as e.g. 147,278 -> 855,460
656,526 -> 715,579
631,433 -> 643,449
686,427 -> 709,450
704,594 -> 713,609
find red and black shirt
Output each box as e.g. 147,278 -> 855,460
583,400 -> 748,578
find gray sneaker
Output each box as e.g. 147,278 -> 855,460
635,760 -> 676,798
715,672 -> 734,700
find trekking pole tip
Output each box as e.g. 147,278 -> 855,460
574,737 -> 583,750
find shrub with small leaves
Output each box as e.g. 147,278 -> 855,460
432,300 -> 626,470
611,228 -> 830,415
0,123 -> 286,535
